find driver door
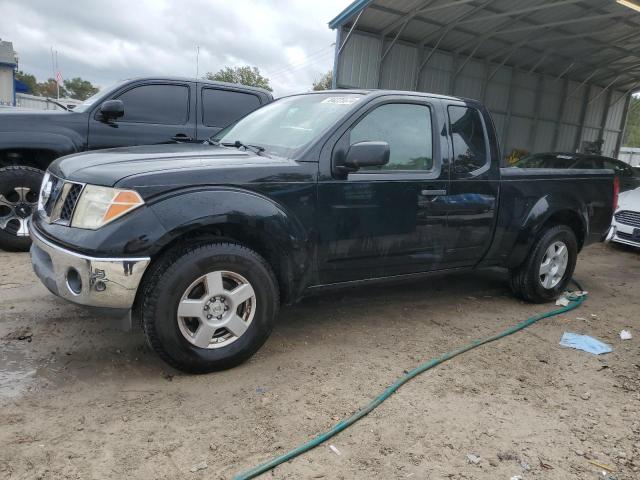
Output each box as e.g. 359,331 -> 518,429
316,97 -> 450,284
88,81 -> 196,149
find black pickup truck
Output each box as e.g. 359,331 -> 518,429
0,76 -> 272,251
29,90 -> 616,373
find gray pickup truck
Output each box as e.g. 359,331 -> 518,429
0,76 -> 272,251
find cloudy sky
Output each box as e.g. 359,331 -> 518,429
1,0 -> 352,97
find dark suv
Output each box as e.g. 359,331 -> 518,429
0,76 -> 273,251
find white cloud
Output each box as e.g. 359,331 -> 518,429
1,0 -> 351,96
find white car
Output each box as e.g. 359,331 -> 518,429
607,186 -> 640,248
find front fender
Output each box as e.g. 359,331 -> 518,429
148,187 -> 313,299
0,132 -> 80,157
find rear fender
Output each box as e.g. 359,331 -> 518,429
506,193 -> 588,268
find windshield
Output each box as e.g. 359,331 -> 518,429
213,93 -> 363,158
72,81 -> 122,112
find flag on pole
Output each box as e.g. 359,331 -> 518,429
55,71 -> 62,85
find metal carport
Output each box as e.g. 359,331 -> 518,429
329,0 -> 640,161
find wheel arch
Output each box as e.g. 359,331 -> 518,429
139,188 -> 314,306
507,194 -> 588,268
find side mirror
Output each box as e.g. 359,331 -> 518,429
99,100 -> 124,122
342,141 -> 390,171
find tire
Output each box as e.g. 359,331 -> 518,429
509,225 -> 578,303
0,166 -> 45,252
140,241 -> 279,373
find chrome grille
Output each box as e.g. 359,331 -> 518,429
38,174 -> 84,225
59,183 -> 83,222
615,210 -> 640,228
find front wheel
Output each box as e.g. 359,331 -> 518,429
509,225 -> 578,303
0,166 -> 44,251
140,241 -> 279,373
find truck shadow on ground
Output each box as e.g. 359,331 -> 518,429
1,267 -> 515,394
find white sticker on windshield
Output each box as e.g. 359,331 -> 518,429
321,96 -> 360,105
557,155 -> 573,159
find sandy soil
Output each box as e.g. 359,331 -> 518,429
0,242 -> 638,480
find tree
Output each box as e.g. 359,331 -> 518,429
204,66 -> 272,92
36,78 -> 68,98
623,95 -> 640,148
63,77 -> 99,100
15,71 -> 37,94
312,70 -> 333,91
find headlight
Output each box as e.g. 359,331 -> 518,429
71,185 -> 144,229
37,172 -> 52,213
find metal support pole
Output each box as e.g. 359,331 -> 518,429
574,84 -> 592,152
337,10 -> 363,55
552,78 -> 569,150
501,68 -> 515,162
331,28 -> 342,89
528,74 -> 544,152
614,92 -> 634,158
597,88 -> 614,154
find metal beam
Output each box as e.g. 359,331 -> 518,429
567,69 -> 601,97
614,92 -> 634,157
552,78 -> 569,150
555,62 -> 576,81
380,0 -> 454,37
574,84 -> 592,153
457,0 -> 584,25
495,13 -> 621,36
380,20 -> 409,62
598,88 -> 614,151
528,74 -> 545,152
588,75 -> 621,105
417,0 -> 497,47
337,9 -> 364,55
501,68 -> 515,162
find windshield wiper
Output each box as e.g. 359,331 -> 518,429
214,140 -> 266,156
45,98 -> 69,111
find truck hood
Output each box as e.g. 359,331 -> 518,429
49,143 -> 294,187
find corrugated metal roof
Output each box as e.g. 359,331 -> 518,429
330,0 -> 640,91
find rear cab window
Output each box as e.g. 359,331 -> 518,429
201,88 -> 262,128
448,105 -> 489,176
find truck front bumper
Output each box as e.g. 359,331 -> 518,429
29,223 -> 151,310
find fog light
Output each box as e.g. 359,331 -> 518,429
66,268 -> 82,295
94,280 -> 106,292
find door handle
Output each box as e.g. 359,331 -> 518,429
420,189 -> 447,196
172,134 -> 193,142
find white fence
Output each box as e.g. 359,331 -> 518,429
13,93 -> 81,110
619,147 -> 640,167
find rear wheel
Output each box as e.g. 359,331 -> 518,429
140,241 -> 279,373
509,225 -> 578,303
0,166 -> 44,251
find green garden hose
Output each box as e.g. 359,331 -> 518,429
234,280 -> 587,480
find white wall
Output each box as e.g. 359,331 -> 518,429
0,66 -> 13,106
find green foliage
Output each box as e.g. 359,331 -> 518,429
15,71 -> 38,94
37,78 -> 68,98
312,70 -> 333,91
623,95 -> 640,148
15,70 -> 98,100
204,66 -> 272,92
62,77 -> 99,100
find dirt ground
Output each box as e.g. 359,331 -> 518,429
0,242 -> 638,480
